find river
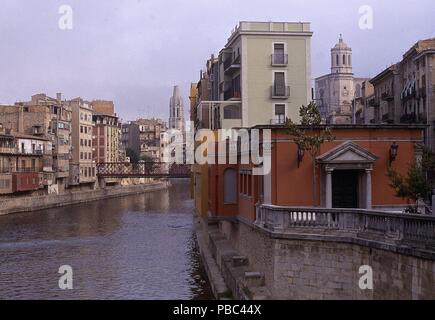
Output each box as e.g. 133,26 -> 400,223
0,180 -> 213,300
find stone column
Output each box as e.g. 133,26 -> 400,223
325,168 -> 333,209
366,168 -> 373,209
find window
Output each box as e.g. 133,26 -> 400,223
275,104 -> 286,123
273,43 -> 285,65
274,72 -> 286,96
343,54 -> 346,65
80,152 -> 83,160
223,169 -> 237,204
80,126 -> 83,133
336,55 -> 339,66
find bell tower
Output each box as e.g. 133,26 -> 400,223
331,34 -> 353,74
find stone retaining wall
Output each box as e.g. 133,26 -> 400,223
0,182 -> 169,215
217,218 -> 435,300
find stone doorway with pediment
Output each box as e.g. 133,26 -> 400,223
317,141 -> 378,209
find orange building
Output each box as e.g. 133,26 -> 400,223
207,124 -> 425,222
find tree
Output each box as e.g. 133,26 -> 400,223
387,147 -> 434,213
126,148 -> 140,164
140,154 -> 157,174
286,102 -> 334,205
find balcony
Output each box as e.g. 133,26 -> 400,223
255,205 -> 435,250
224,88 -> 241,101
271,86 -> 290,99
0,146 -> 16,154
12,172 -> 42,192
223,56 -> 241,74
271,54 -> 288,66
270,118 -> 288,125
400,113 -> 417,124
381,91 -> 394,101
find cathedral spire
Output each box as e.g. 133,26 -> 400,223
169,85 -> 185,132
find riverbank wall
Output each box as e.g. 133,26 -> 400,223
0,181 -> 170,216
196,215 -> 435,300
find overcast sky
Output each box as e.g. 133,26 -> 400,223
0,0 -> 434,122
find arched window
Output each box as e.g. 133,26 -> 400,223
223,168 -> 237,204
336,55 -> 339,66
343,54 -> 346,65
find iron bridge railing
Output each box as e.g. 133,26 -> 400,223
96,162 -> 191,178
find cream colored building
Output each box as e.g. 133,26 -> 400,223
195,21 -> 312,129
315,36 -> 368,124
69,98 -> 96,186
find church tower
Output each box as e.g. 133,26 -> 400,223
169,85 -> 185,133
331,34 -> 353,75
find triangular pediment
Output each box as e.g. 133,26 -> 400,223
317,141 -> 378,163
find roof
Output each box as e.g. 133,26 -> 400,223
369,63 -> 399,84
403,38 -> 435,59
332,35 -> 351,51
317,141 -> 378,163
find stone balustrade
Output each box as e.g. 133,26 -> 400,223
255,204 -> 435,249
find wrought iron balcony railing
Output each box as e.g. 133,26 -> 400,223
271,86 -> 290,99
271,54 -> 288,66
381,91 -> 394,101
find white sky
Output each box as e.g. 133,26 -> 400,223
0,0 -> 434,122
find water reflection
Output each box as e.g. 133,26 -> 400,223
0,180 -> 212,300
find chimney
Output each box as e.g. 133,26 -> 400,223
57,93 -> 62,103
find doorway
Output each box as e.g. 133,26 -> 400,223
332,170 -> 359,208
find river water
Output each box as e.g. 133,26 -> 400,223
0,180 -> 213,300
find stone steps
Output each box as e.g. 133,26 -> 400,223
205,221 -> 272,300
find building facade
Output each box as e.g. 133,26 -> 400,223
69,98 -> 96,186
194,21 -> 312,130
206,125 -> 425,220
315,36 -> 368,124
0,126 -> 51,195
92,112 -> 120,164
135,118 -> 167,161
367,38 -> 435,148
0,93 -> 72,193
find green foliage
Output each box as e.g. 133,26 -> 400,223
140,154 -> 157,173
286,102 -> 334,159
140,154 -> 154,162
387,162 -> 431,213
286,102 -> 335,204
126,148 -> 140,163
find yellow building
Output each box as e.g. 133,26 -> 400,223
191,21 -> 313,216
